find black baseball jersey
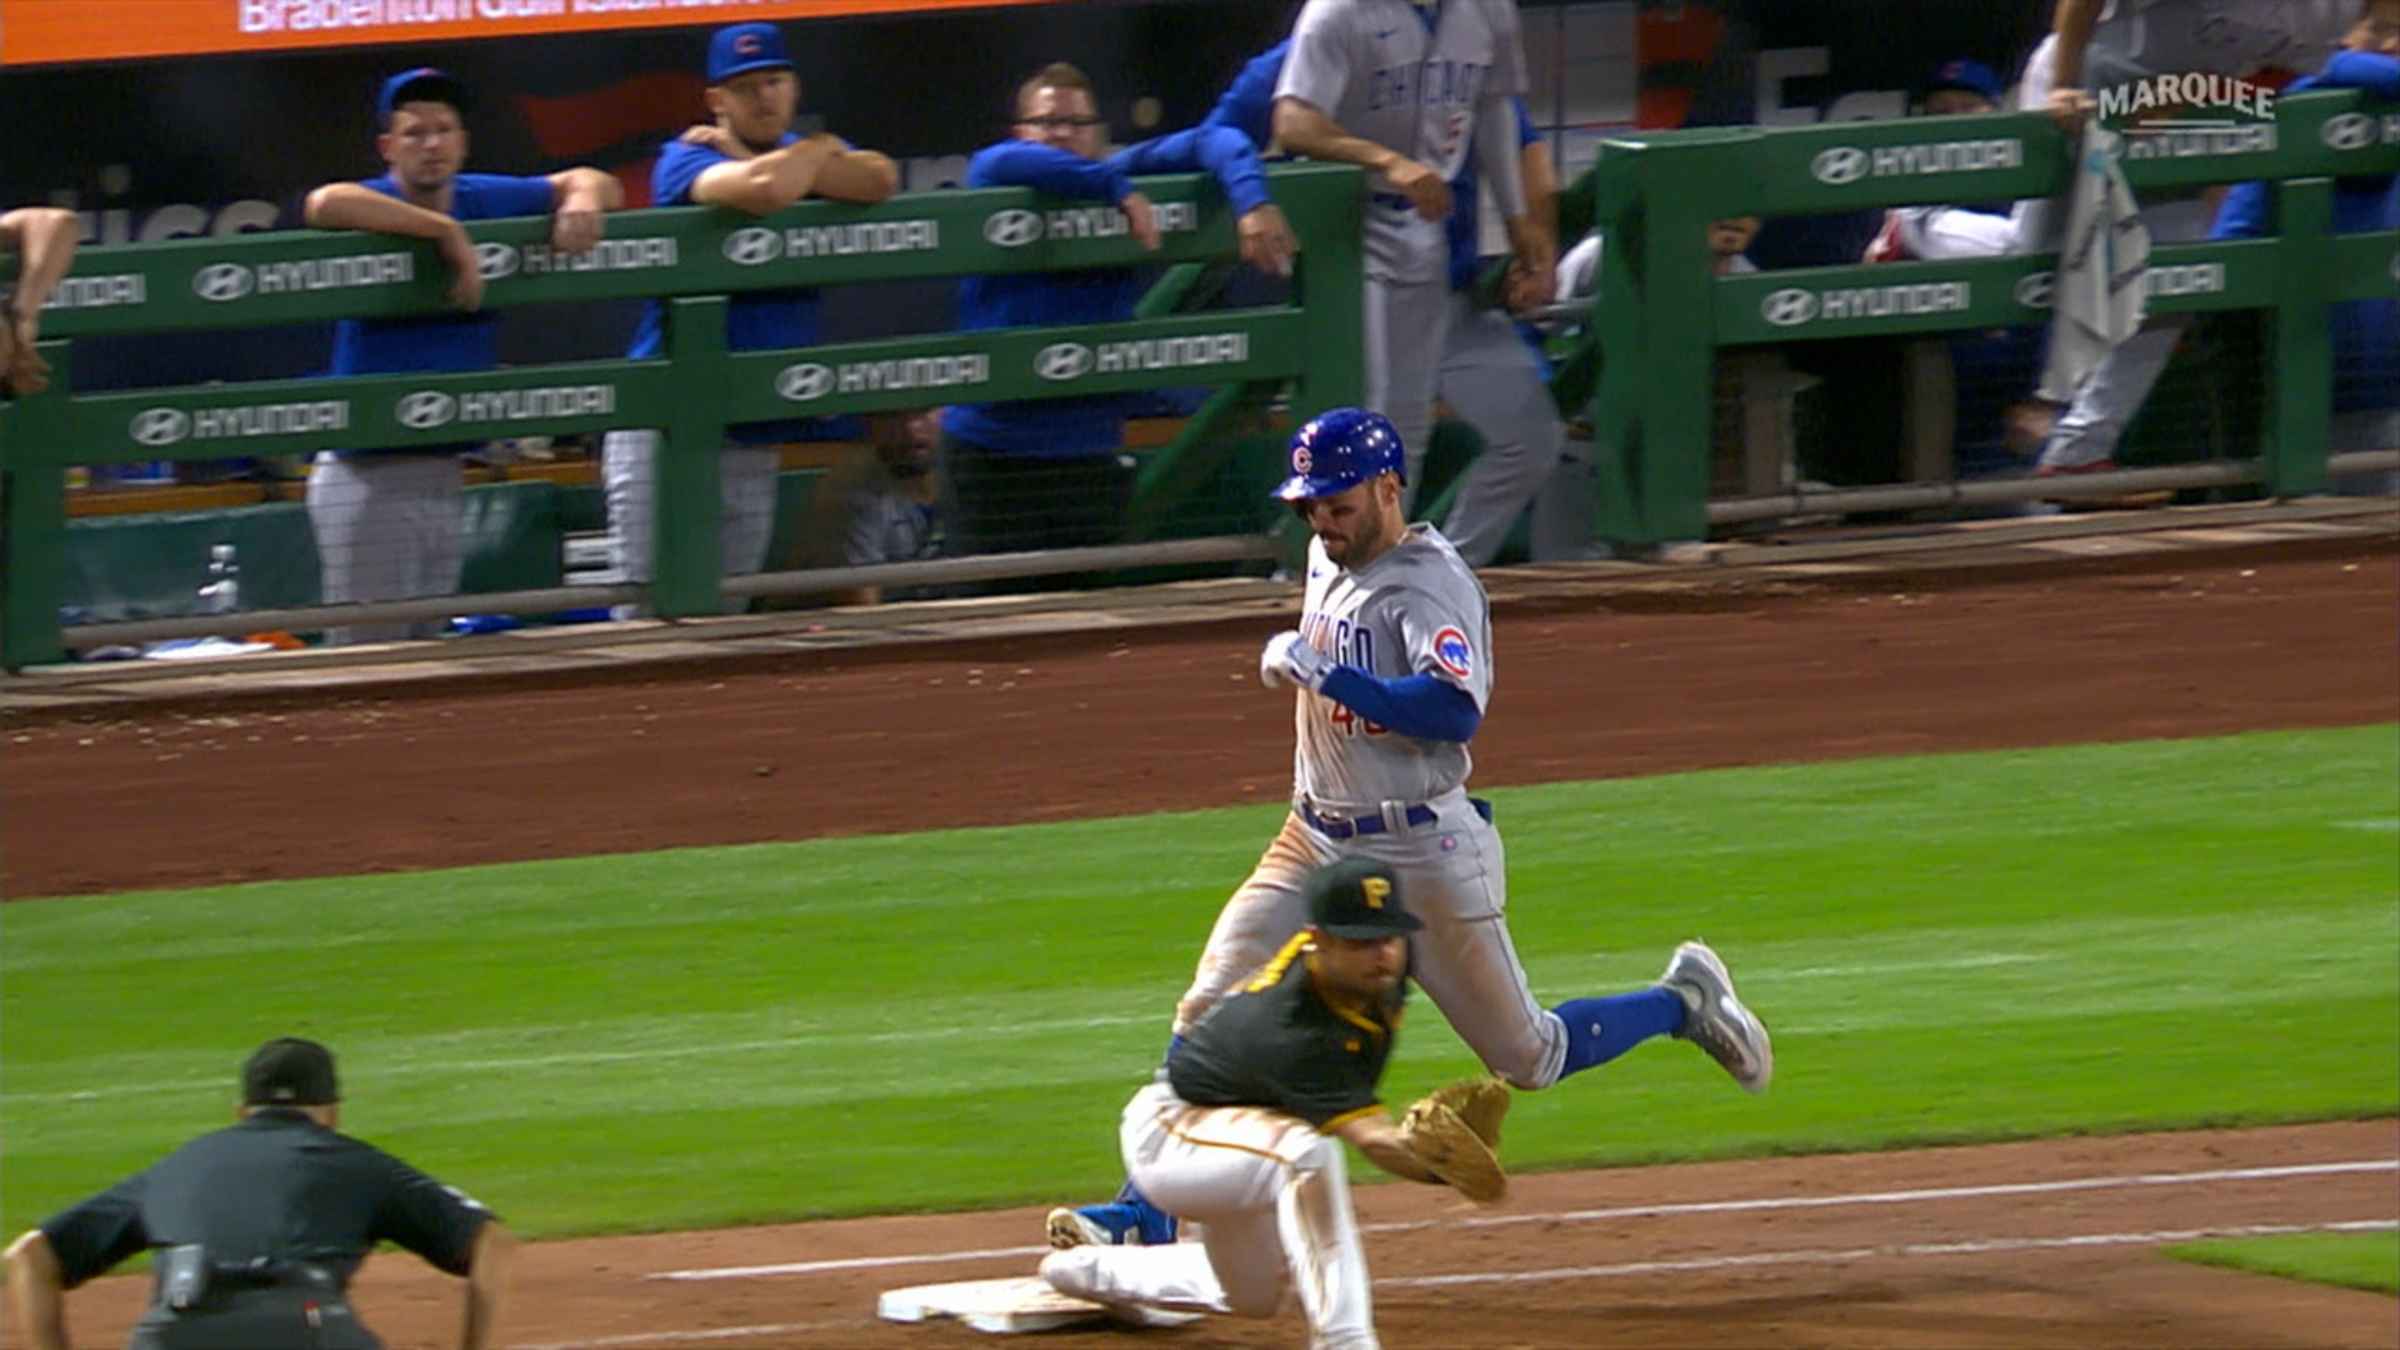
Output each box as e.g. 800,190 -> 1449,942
1168,932 -> 1408,1129
39,1109 -> 492,1290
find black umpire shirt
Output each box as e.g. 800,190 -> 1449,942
39,1108 -> 491,1291
1168,932 -> 1408,1130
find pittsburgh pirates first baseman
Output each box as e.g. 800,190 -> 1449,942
1271,0 -> 1554,502
1054,408 -> 1772,1248
1043,862 -> 1496,1347
600,23 -> 898,615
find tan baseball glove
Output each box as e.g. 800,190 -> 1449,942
1420,1075 -> 1511,1150
1400,1095 -> 1508,1205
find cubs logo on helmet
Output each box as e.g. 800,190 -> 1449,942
1272,406 -> 1406,501
1432,626 -> 1474,680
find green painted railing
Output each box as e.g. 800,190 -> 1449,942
0,163 -> 1365,666
1568,89 -> 2398,545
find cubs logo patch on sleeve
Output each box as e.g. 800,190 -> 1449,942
1432,626 -> 1474,680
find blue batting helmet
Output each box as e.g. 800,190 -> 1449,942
1272,407 -> 1406,501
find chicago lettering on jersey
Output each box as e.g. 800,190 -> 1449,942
1300,611 -> 1376,670
1366,59 -> 1490,112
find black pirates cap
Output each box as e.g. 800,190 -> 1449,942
1306,859 -> 1422,939
242,1037 -> 340,1107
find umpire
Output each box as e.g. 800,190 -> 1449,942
4,1038 -> 513,1350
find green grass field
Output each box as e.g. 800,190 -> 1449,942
2164,1230 -> 2400,1296
4,726 -> 2394,1240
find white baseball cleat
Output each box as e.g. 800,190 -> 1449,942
1046,1207 -> 1119,1250
1661,940 -> 1773,1094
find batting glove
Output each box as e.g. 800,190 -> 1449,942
1260,630 -> 1333,692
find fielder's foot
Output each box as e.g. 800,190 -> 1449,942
1662,940 -> 1773,1094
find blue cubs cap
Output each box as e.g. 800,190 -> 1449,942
1925,58 -> 2004,104
377,67 -> 471,126
708,22 -> 795,84
1273,406 -> 1406,501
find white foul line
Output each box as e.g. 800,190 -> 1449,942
646,1157 -> 2398,1281
1379,1218 -> 2400,1289
654,1243 -> 1053,1282
514,1321 -> 856,1350
533,1217 -> 2400,1348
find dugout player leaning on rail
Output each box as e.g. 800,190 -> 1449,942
0,206 -> 80,396
938,60 -> 1297,564
601,22 -> 900,618
302,67 -> 624,645
4,1038 -> 514,1350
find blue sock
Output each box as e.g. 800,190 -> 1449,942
1553,987 -> 1687,1079
1098,1180 -> 1178,1244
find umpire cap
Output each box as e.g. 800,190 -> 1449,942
242,1037 -> 340,1107
1273,407 -> 1406,501
1307,859 -> 1422,939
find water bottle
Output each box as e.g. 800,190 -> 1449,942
197,543 -> 240,615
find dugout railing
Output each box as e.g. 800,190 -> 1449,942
0,163 -> 1364,669
1562,86 -> 2399,547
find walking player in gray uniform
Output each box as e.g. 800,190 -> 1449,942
1051,408 -> 1773,1247
1272,0 -> 1555,502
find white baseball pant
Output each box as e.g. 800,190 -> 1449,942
1176,789 -> 1570,1090
1039,1080 -> 1378,1349
600,429 -> 780,617
305,451 -> 464,646
1437,292 -> 1569,567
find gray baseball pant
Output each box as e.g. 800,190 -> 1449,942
1436,292 -> 1568,566
1364,275 -> 1451,507
600,430 -> 780,618
305,451 -> 463,647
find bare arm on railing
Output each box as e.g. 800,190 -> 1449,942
541,167 -> 625,257
0,207 -> 78,395
305,185 -> 489,312
685,130 -> 899,213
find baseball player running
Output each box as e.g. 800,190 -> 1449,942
1054,408 -> 1771,1248
1041,861 -> 1486,1348
601,22 -> 898,615
1207,39 -> 1568,565
1270,0 -> 1556,505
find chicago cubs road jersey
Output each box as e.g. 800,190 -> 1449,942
1294,522 -> 1492,808
2080,0 -> 2354,88
1276,0 -> 1528,285
1168,931 -> 1407,1129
